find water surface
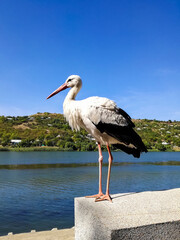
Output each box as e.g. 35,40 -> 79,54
0,151 -> 179,236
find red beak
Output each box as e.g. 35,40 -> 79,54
47,83 -> 68,99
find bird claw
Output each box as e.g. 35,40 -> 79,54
85,192 -> 104,199
95,194 -> 112,203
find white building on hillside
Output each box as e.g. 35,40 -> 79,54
11,139 -> 22,144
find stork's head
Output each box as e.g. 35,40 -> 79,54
65,75 -> 82,88
47,75 -> 82,99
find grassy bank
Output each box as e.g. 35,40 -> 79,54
0,146 -> 179,152
0,146 -> 63,152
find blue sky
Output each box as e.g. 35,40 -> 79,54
0,0 -> 179,120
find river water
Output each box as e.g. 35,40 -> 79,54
0,151 -> 179,236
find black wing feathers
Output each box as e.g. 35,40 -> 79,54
113,143 -> 141,158
94,107 -> 147,158
116,108 -> 135,128
95,122 -> 147,158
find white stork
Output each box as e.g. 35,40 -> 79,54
47,75 -> 147,202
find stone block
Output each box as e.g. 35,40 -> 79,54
75,188 -> 180,240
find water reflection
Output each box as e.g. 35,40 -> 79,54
0,160 -> 180,170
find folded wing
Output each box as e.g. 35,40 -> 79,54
84,97 -> 147,158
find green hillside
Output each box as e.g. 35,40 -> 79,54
0,112 -> 179,151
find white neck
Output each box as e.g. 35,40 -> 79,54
64,85 -> 81,102
63,85 -> 82,131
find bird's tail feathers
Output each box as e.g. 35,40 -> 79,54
113,144 -> 141,158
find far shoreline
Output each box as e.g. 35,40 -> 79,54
0,146 -> 179,152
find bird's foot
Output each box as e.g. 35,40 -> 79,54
85,192 -> 104,199
95,194 -> 112,203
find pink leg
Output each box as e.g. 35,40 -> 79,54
95,145 -> 113,202
85,143 -> 104,199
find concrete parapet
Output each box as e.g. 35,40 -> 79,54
75,188 -> 180,240
0,228 -> 74,240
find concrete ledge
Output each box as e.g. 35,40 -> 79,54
0,227 -> 74,240
75,188 -> 180,240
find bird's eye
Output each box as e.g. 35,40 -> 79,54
67,79 -> 72,83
